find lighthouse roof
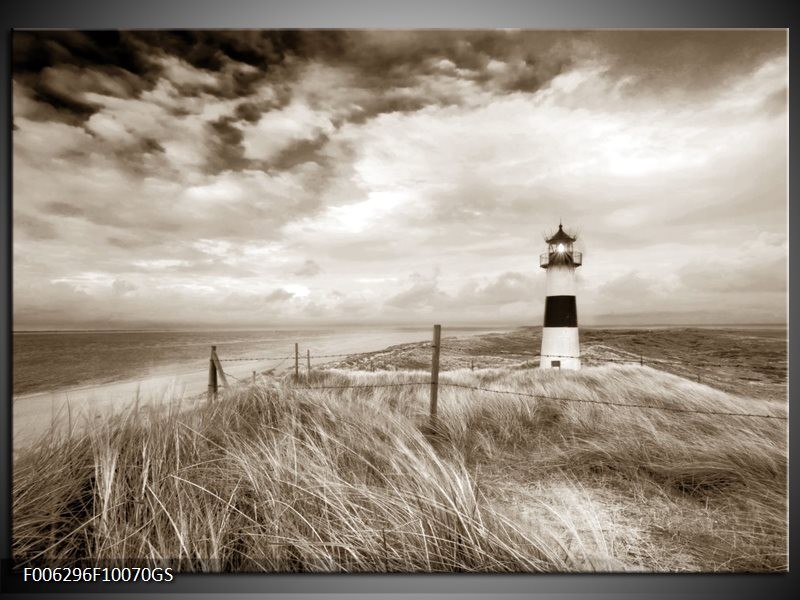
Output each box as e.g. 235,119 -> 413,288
546,224 -> 576,244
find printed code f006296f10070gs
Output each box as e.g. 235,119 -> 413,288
22,567 -> 174,582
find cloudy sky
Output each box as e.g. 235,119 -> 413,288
13,30 -> 787,330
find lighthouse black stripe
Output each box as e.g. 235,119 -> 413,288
544,295 -> 578,328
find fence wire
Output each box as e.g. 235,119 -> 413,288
218,355 -> 293,362
538,353 -> 744,368
432,349 -> 754,369
436,382 -> 786,421
216,370 -> 785,421
309,351 -> 385,359
214,350 -> 753,370
209,336 -> 785,423
289,382 -> 430,391
215,349 -> 778,373
218,349 -> 388,362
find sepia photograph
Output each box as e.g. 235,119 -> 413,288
11,29 -> 787,572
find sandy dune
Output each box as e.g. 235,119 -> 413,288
12,360 -> 282,451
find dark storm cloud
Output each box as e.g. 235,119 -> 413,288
319,29 -> 786,109
234,101 -> 266,123
330,30 -> 573,93
206,116 -> 249,172
133,29 -> 324,75
39,63 -> 144,103
15,29 -> 786,124
13,31 -> 154,123
13,31 -> 151,76
13,30 -> 337,121
270,136 -> 332,171
345,95 -> 430,126
12,30 -> 575,129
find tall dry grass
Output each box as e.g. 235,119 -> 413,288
12,364 -> 787,572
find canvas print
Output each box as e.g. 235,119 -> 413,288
11,30 -> 787,572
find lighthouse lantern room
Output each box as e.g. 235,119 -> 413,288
539,224 -> 582,370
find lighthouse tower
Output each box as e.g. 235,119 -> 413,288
539,224 -> 582,369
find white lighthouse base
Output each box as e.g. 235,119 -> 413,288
540,327 -> 581,370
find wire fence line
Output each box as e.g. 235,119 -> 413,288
310,351 -> 389,359
289,382 -> 430,391
217,375 -> 785,422
214,354 -> 777,385
436,382 -> 787,421
218,355 -> 294,362
218,349 -> 386,362
217,351 -> 748,370
221,376 -> 785,421
534,353 -> 750,369
213,349 -> 773,381
205,326 -> 785,424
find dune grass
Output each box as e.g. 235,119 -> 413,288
12,364 -> 787,572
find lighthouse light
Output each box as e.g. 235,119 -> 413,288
557,243 -> 565,253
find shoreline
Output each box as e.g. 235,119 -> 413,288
11,328 -> 510,450
11,354 -> 312,451
13,325 -> 512,399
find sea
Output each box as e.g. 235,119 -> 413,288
12,326 -> 507,398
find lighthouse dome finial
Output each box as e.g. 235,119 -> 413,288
546,223 -> 576,244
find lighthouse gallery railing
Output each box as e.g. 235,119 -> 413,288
540,251 -> 582,267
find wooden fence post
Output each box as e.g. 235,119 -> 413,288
208,345 -> 218,401
211,347 -> 228,390
252,371 -> 256,384
295,343 -> 299,381
640,355 -> 643,366
307,349 -> 311,373
430,324 -> 441,420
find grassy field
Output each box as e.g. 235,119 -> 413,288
12,328 -> 788,572
328,327 -> 788,400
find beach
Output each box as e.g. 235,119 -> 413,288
12,326 -> 508,449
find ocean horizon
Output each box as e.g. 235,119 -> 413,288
12,325 -> 511,397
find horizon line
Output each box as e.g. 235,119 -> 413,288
12,322 -> 789,333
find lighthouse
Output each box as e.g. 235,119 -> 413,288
539,224 -> 582,369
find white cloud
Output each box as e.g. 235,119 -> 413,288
242,101 -> 335,161
131,259 -> 189,269
14,118 -> 94,158
86,112 -> 136,144
155,55 -> 218,88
